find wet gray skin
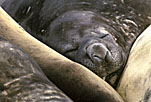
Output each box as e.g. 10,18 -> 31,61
2,0 -> 150,86
46,10 -> 125,77
0,0 -> 5,5
0,37 -> 73,102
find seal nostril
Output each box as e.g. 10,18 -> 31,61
92,54 -> 103,65
104,51 -> 109,63
93,54 -> 101,58
86,43 -> 111,65
105,51 -> 114,63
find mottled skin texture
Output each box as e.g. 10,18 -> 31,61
122,0 -> 151,17
2,0 -> 150,86
0,37 -> 73,102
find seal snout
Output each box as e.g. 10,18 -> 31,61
86,43 -> 113,65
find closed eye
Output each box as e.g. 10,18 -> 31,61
99,34 -> 109,38
64,46 -> 79,54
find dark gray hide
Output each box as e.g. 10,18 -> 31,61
0,37 -> 73,102
0,0 -> 5,5
2,0 -> 150,87
122,0 -> 151,17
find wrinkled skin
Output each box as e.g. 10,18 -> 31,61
46,10 -> 125,77
0,37 -> 73,102
2,0 -> 150,86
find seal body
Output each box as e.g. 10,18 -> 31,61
0,0 -> 5,5
2,0 -> 150,86
117,25 -> 151,102
121,0 -> 151,17
0,37 -> 72,102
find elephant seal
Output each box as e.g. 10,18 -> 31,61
117,25 -> 151,102
0,7 -> 126,102
2,0 -> 150,86
0,37 -> 72,102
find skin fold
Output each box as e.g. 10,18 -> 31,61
2,0 -> 150,87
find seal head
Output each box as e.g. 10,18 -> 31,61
46,10 -> 126,77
